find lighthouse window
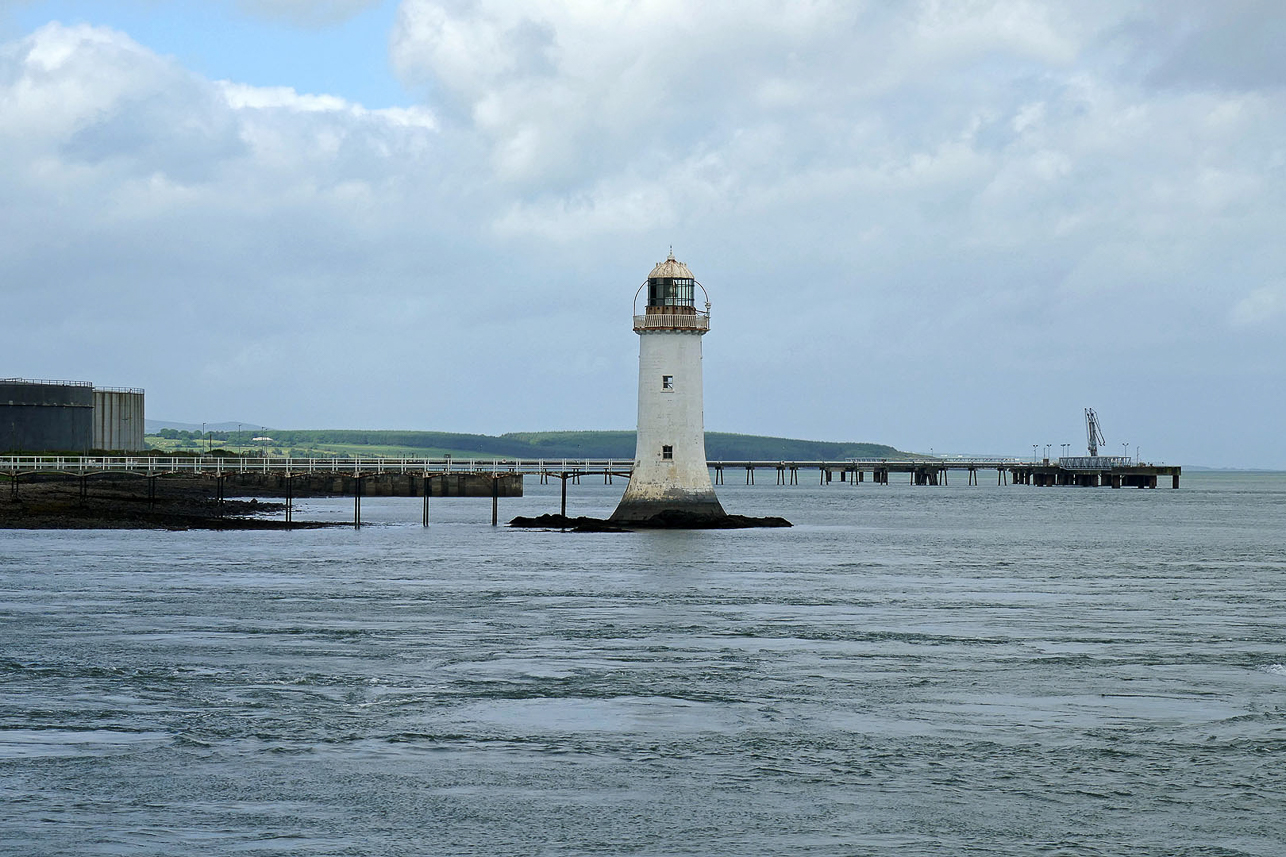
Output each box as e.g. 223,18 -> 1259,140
662,375 -> 674,390
648,277 -> 695,307
662,445 -> 673,460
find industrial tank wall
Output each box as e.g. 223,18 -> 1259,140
0,380 -> 94,452
92,389 -> 145,452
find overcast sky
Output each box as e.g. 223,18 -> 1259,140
1,1 -> 1283,467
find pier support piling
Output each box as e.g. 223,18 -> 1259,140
492,477 -> 499,526
354,476 -> 363,529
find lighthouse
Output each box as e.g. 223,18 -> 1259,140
610,251 -> 726,524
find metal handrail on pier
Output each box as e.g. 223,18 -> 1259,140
0,455 -> 1170,478
0,455 -> 1181,523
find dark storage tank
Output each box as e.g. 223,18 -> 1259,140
0,379 -> 94,453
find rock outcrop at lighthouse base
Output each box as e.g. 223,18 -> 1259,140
509,510 -> 791,532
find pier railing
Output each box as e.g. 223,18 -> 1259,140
0,454 -> 1178,493
0,456 -> 633,476
0,455 -> 1163,477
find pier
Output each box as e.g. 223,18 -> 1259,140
2,454 -> 1181,528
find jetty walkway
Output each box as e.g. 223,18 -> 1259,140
0,454 -> 1179,486
2,455 -> 1181,524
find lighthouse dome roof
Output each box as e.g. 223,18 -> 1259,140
648,251 -> 693,280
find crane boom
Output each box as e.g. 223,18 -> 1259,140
1085,408 -> 1106,457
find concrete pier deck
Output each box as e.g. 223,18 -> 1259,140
2,454 -> 1180,529
2,455 -> 1180,488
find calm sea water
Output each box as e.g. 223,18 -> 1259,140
2,472 -> 1284,856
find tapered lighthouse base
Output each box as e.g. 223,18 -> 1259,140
608,487 -> 727,525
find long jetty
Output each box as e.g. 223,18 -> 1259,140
2,453 -> 1181,528
0,454 -> 1180,484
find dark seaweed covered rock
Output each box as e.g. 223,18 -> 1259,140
0,477 -> 334,530
506,514 -> 630,532
509,511 -> 790,531
635,509 -> 792,529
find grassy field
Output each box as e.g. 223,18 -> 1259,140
146,430 -> 910,461
144,437 -> 496,459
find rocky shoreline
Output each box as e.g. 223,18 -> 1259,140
0,478 -> 333,530
508,511 -> 792,532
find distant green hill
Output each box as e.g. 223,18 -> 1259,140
488,431 -> 906,460
146,428 -> 909,460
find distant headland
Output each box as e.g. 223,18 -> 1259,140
143,428 -> 911,462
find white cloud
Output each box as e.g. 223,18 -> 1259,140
2,4 -> 1285,466
1229,286 -> 1286,328
384,0 -> 1284,330
217,82 -> 436,128
386,0 -> 1286,465
0,23 -> 484,426
388,0 -> 1121,187
219,82 -> 353,112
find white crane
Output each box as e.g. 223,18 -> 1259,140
1085,408 -> 1106,457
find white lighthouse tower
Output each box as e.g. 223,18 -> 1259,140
610,251 -> 726,524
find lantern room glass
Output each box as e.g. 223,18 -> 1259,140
647,277 -> 695,308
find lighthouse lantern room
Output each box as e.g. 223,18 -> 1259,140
610,251 -> 726,523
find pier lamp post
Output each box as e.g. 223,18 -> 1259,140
1032,444 -> 1038,463
1122,442 -> 1129,462
1045,444 -> 1051,462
